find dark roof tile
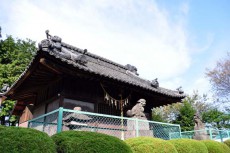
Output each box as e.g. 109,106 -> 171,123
38,36 -> 185,98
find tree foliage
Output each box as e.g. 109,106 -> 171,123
0,35 -> 36,125
173,99 -> 196,131
189,91 -> 210,115
0,36 -> 36,86
152,111 -> 166,122
152,91 -> 209,124
206,53 -> 230,101
202,108 -> 230,129
152,102 -> 181,122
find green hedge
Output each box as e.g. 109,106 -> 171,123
169,139 -> 208,153
125,136 -> 178,153
202,140 -> 230,153
224,139 -> 230,148
0,125 -> 6,130
0,126 -> 56,153
52,131 -> 132,153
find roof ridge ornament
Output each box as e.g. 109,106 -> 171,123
39,30 -> 62,50
45,30 -> 62,44
151,78 -> 159,88
125,64 -> 139,76
39,30 -> 88,65
45,30 -> 51,39
176,86 -> 184,94
75,49 -> 88,65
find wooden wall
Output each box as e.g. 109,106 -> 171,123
26,75 -> 154,119
19,107 -> 33,124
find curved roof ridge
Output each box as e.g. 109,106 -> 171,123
61,41 -> 128,70
60,40 -> 154,85
4,34 -> 185,99
39,35 -> 185,98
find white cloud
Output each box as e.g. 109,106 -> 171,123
188,76 -> 211,95
1,0 -> 194,91
180,2 -> 189,15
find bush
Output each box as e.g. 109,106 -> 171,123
125,136 -> 178,153
224,139 -> 230,148
169,139 -> 208,153
202,140 -> 230,153
52,131 -> 132,153
0,125 -> 6,130
0,127 -> 56,153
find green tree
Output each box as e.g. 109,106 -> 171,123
202,108 -> 230,129
0,35 -> 36,125
152,91 -> 209,123
173,99 -> 196,131
152,102 -> 181,123
189,91 -> 210,115
152,110 -> 166,122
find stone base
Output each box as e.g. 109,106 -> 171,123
126,120 -> 153,139
193,131 -> 210,140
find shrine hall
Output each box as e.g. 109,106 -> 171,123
1,31 -> 186,126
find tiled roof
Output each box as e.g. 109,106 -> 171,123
37,33 -> 185,98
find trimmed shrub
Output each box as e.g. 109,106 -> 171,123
0,127 -> 56,153
169,139 -> 208,153
202,140 -> 230,153
0,125 -> 6,130
224,139 -> 230,148
51,131 -> 132,153
125,136 -> 178,153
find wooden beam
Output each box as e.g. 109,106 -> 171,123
7,57 -> 41,96
14,105 -> 25,110
39,58 -> 62,74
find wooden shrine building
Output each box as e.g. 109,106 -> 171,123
1,31 -> 186,126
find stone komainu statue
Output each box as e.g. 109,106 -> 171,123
193,112 -> 209,140
126,99 -> 147,120
126,99 -> 151,138
194,113 -> 205,130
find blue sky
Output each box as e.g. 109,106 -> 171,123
0,0 -> 230,98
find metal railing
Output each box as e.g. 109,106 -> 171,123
169,128 -> 230,142
28,107 -> 181,140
